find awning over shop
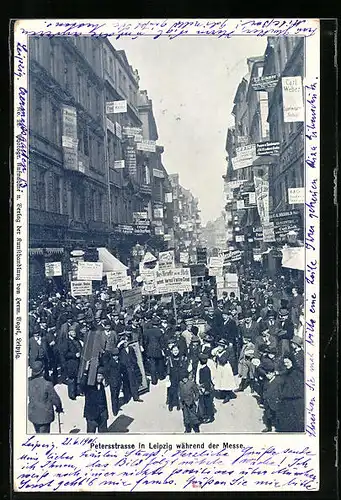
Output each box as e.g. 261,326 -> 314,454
281,246 -> 305,271
97,247 -> 128,275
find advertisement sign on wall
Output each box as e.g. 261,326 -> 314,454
282,76 -> 304,123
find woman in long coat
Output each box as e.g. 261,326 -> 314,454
210,339 -> 237,403
276,356 -> 304,432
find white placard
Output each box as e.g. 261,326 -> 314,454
208,256 -> 224,267
249,192 -> 256,204
106,100 -> 127,114
44,262 -> 62,277
122,126 -> 143,136
179,251 -> 189,264
236,199 -> 245,210
263,222 -> 276,242
153,168 -> 164,178
114,160 -> 125,169
165,192 -> 173,203
115,122 -> 122,139
232,144 -> 257,170
106,117 -> 115,135
62,136 -> 77,149
106,269 -> 127,288
208,266 -> 223,277
158,250 -> 175,269
282,76 -> 304,122
137,141 -> 156,153
153,208 -> 164,219
235,235 -> 245,242
288,187 -> 305,204
77,261 -> 103,281
71,280 -> 92,297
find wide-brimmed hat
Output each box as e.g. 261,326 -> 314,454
291,335 -> 303,346
217,338 -> 228,346
31,361 -> 44,378
199,353 -> 208,362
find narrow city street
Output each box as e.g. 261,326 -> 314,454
27,377 -> 264,435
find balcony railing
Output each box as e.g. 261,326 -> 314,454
29,209 -> 69,228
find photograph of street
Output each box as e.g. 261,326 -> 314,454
27,34 -> 305,435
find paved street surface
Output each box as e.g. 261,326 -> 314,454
28,377 -> 264,434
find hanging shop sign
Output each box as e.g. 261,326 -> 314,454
133,212 -> 149,222
208,266 -> 223,277
262,222 -> 276,243
155,226 -> 164,236
165,192 -> 173,203
123,126 -> 143,137
256,141 -> 281,156
254,175 -> 270,224
235,235 -> 245,243
208,256 -> 224,267
253,227 -> 264,241
115,122 -> 122,139
251,74 -> 279,91
237,135 -> 249,146
232,144 -> 257,170
71,281 -> 92,297
282,76 -> 304,123
288,187 -> 305,204
106,100 -> 127,114
153,168 -> 164,178
236,199 -> 245,210
114,160 -> 125,169
137,140 -> 156,153
106,117 -> 115,135
270,210 -> 303,242
62,105 -> 78,171
124,145 -> 137,175
45,262 -> 62,277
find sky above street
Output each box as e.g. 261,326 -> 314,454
112,35 -> 267,225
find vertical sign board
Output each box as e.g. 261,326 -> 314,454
282,76 -> 304,123
62,105 -> 78,170
263,222 -> 276,243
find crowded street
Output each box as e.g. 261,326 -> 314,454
26,34 -> 306,436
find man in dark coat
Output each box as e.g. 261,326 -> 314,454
291,336 -> 304,373
101,348 -> 122,416
28,326 -> 49,378
188,329 -> 201,379
80,363 -> 109,433
118,336 -> 143,404
276,308 -> 294,357
239,311 -> 260,344
261,359 -> 282,432
179,370 -> 201,433
59,329 -> 82,400
144,317 -> 166,385
253,326 -> 278,360
196,354 -> 215,423
28,361 -> 63,433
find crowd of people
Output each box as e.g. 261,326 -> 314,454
28,265 -> 305,434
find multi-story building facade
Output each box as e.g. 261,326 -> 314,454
29,36 -> 108,295
263,37 -> 304,219
28,36 -> 179,294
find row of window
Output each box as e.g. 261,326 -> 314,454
29,166 -> 106,222
103,47 -> 138,108
30,38 -> 102,120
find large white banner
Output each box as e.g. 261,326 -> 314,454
282,76 -> 304,122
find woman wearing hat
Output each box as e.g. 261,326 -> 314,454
28,361 -> 63,434
276,356 -> 304,432
210,339 -> 237,404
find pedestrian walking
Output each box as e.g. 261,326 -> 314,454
80,363 -> 109,433
28,361 -> 63,434
179,370 -> 201,433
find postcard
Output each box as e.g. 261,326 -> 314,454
13,18 -> 320,492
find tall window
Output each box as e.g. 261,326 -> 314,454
49,43 -> 55,77
109,56 -> 113,76
35,90 -> 43,133
51,104 -> 61,146
64,56 -> 71,91
76,71 -> 82,100
83,128 -> 89,156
